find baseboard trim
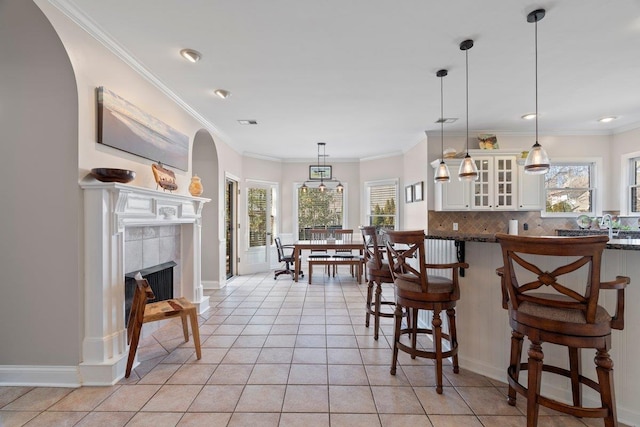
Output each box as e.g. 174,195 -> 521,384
0,365 -> 81,387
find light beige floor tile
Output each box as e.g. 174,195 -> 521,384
330,413 -> 382,427
443,367 -> 494,387
187,385 -> 243,412
476,415 -> 529,426
380,414 -> 433,427
257,347 -> 294,364
177,412 -> 232,426
329,386 -> 377,413
248,364 -> 291,384
292,348 -> 327,364
282,385 -> 328,412
456,386 -> 522,416
428,415 -> 484,427
414,386 -> 472,415
160,348 -> 195,364
366,365 -> 410,386
48,386 -> 117,412
221,348 -> 261,364
0,410 -> 39,427
326,335 -> 358,348
400,365 -> 443,387
288,364 -> 328,384
0,387 -> 33,408
295,335 -> 327,348
356,335 -> 391,349
263,334 -> 297,347
227,412 -> 280,427
2,387 -> 73,411
207,364 -> 253,384
360,348 -> 394,365
167,364 -> 216,384
74,411 -> 135,427
327,348 -> 362,364
141,385 -> 202,412
18,410 -> 87,427
138,364 -> 181,384
233,335 -> 268,348
202,335 -> 237,348
371,386 -> 424,414
325,324 -> 355,335
279,412 -> 329,427
189,348 -> 228,364
125,411 -> 183,427
298,324 -> 326,335
235,385 -> 286,412
328,365 -> 369,386
268,325 -> 299,335
94,385 -> 160,412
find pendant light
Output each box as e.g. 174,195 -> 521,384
434,69 -> 451,183
524,9 -> 550,175
458,39 -> 479,181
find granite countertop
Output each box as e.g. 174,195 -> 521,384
425,232 -> 640,250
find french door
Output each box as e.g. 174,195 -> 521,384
245,181 -> 278,273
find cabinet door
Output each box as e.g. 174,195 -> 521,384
518,163 -> 544,210
494,156 -> 517,210
471,157 -> 492,209
434,160 -> 470,211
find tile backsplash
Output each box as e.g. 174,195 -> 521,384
427,210 -> 637,236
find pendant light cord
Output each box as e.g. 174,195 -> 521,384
465,47 -> 469,154
535,18 -> 539,144
440,73 -> 444,159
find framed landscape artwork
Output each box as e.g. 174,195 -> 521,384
309,165 -> 332,180
97,87 -> 189,171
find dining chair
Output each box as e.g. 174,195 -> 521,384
125,273 -> 202,378
385,230 -> 469,394
274,237 -> 303,280
495,233 -> 629,427
332,229 -> 356,277
360,226 -> 395,340
308,228 -> 331,275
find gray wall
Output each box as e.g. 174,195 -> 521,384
0,0 -> 81,365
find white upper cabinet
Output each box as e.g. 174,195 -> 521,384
432,151 -> 543,212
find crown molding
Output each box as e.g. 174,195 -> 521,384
48,0 -> 241,156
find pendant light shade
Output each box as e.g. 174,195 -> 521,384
524,9 -> 550,175
336,182 -> 344,193
458,39 -> 479,181
434,69 -> 451,183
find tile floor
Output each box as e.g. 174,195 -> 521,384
0,271 -> 629,426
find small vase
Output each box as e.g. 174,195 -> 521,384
188,175 -> 203,197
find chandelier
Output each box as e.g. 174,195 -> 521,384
300,142 -> 344,193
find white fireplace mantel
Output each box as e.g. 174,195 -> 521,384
79,181 -> 210,385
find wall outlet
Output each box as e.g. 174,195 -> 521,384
453,223 -> 458,231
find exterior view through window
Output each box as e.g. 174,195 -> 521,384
297,188 -> 344,240
368,183 -> 396,231
631,157 -> 640,213
248,187 -> 274,247
545,163 -> 594,214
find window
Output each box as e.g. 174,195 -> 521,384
297,187 -> 344,240
544,162 -> 595,215
630,157 -> 640,213
365,180 -> 398,231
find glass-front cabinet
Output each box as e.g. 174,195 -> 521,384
471,155 -> 517,210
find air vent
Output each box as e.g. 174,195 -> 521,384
435,118 -> 457,124
238,120 -> 258,125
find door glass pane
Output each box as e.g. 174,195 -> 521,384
248,188 -> 267,248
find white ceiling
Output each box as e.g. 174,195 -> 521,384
55,0 -> 640,160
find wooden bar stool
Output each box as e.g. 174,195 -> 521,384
385,230 -> 468,394
495,233 -> 629,427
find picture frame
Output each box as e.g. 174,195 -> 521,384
309,165 -> 332,180
413,181 -> 423,202
405,185 -> 413,203
97,87 -> 189,171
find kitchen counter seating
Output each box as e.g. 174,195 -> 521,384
495,233 -> 629,427
385,230 -> 469,394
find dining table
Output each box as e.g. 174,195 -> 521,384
293,240 -> 365,282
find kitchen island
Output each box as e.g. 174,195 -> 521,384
424,232 -> 640,425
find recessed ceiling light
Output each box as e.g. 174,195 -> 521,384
598,116 -> 617,123
521,113 -> 537,120
214,89 -> 231,99
238,120 -> 258,125
435,118 -> 458,124
179,48 -> 201,63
